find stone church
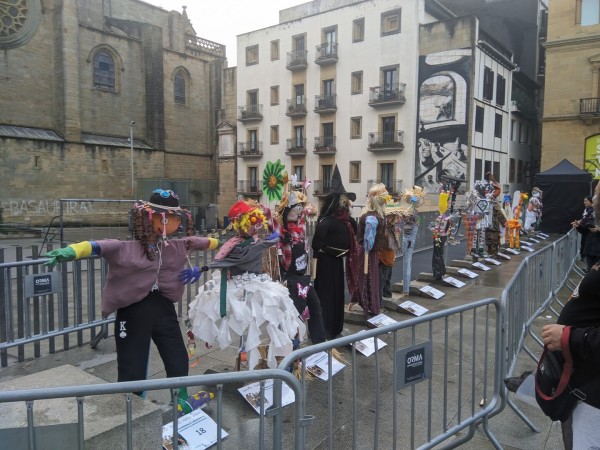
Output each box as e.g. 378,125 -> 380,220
0,0 -> 237,229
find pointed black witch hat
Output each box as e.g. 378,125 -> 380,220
326,165 -> 356,201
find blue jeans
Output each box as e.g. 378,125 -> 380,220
402,225 -> 419,293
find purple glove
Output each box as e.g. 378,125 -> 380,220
178,266 -> 208,285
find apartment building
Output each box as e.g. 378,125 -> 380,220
236,0 -> 542,212
542,0 -> 600,178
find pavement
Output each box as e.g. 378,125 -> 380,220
0,233 -> 572,449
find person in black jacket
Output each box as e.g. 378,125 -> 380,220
572,195 -> 594,262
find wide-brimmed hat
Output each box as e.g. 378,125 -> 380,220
136,189 -> 186,216
326,165 -> 356,202
228,199 -> 259,222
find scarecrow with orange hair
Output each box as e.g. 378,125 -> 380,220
187,198 -> 305,371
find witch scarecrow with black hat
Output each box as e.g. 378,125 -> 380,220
43,189 -> 220,410
311,165 -> 360,339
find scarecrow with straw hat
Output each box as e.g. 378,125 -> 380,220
274,180 -> 326,345
312,165 -> 360,340
186,198 -> 306,371
43,188 -> 220,411
378,201 -> 404,301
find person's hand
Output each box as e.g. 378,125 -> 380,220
178,266 -> 208,285
541,324 -> 565,351
266,231 -> 279,241
43,247 -> 77,268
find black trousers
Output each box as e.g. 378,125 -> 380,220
285,274 -> 326,344
115,290 -> 188,385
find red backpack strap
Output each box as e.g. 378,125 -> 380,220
535,326 -> 573,401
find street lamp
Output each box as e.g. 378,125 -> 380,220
129,121 -> 136,198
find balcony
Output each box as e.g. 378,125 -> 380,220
315,42 -> 338,65
314,136 -> 336,155
286,138 -> 307,156
286,50 -> 308,71
367,131 -> 404,152
367,179 -> 403,197
368,83 -> 407,107
312,180 -> 332,197
580,98 -> 600,116
237,180 -> 262,197
237,141 -> 263,159
314,94 -> 337,114
237,104 -> 263,123
286,98 -> 308,118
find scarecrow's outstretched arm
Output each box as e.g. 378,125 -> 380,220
44,241 -> 100,268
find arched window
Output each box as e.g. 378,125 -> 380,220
174,71 -> 186,104
93,50 -> 115,90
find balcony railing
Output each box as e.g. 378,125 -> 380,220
580,98 -> 600,115
367,179 -> 403,196
286,138 -> 307,155
286,50 -> 308,71
237,104 -> 263,122
237,141 -> 263,158
286,98 -> 308,117
314,136 -> 336,155
368,83 -> 407,107
315,42 -> 338,65
314,94 -> 337,113
237,180 -> 261,195
313,179 -> 332,196
367,131 -> 404,152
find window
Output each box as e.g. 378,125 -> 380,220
494,113 -> 502,138
380,162 -> 394,193
517,160 -> 524,183
294,125 -> 304,148
496,74 -> 506,106
293,165 -> 304,182
580,0 -> 600,25
351,71 -> 363,94
493,161 -> 500,182
351,117 -> 362,139
350,161 -> 361,182
381,116 -> 396,143
323,79 -> 334,96
509,158 -> 516,183
270,40 -> 279,60
270,86 -> 279,105
475,106 -> 484,132
511,119 -> 516,141
248,166 -> 259,192
248,129 -> 259,153
322,165 -> 333,192
93,50 -> 115,90
382,66 -> 398,100
322,27 -> 337,56
322,122 -> 334,147
247,90 -> 258,106
381,8 -> 401,36
270,125 -> 279,144
474,158 -> 483,181
246,45 -> 258,65
353,18 -> 365,42
174,71 -> 186,104
483,66 -> 494,101
293,34 -> 305,51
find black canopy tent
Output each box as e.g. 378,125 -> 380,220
534,159 -> 593,233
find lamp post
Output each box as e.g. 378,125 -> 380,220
129,121 -> 136,198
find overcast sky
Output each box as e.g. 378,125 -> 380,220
142,0 -> 308,64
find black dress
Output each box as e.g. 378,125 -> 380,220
312,216 -> 356,340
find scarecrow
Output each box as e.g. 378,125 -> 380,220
44,189 -> 219,410
483,173 -> 507,256
187,199 -> 306,371
312,165 -> 360,340
524,187 -> 543,232
397,186 -> 427,294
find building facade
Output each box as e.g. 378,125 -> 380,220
542,0 -> 600,179
0,0 -> 233,227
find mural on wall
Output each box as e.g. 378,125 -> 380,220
415,49 -> 472,190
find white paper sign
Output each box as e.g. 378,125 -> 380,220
368,313 -> 398,328
162,408 -> 228,450
505,248 -> 520,255
537,233 -> 549,239
419,285 -> 445,299
484,258 -> 501,266
529,238 -> 540,243
458,268 -> 478,278
399,300 -> 429,316
521,246 -> 534,252
352,332 -> 388,357
238,379 -> 295,414
306,351 -> 345,380
496,252 -> 511,260
443,276 -> 466,288
472,262 -> 491,271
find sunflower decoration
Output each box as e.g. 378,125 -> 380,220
262,159 -> 287,202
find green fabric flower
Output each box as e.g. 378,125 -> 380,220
262,159 -> 286,202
